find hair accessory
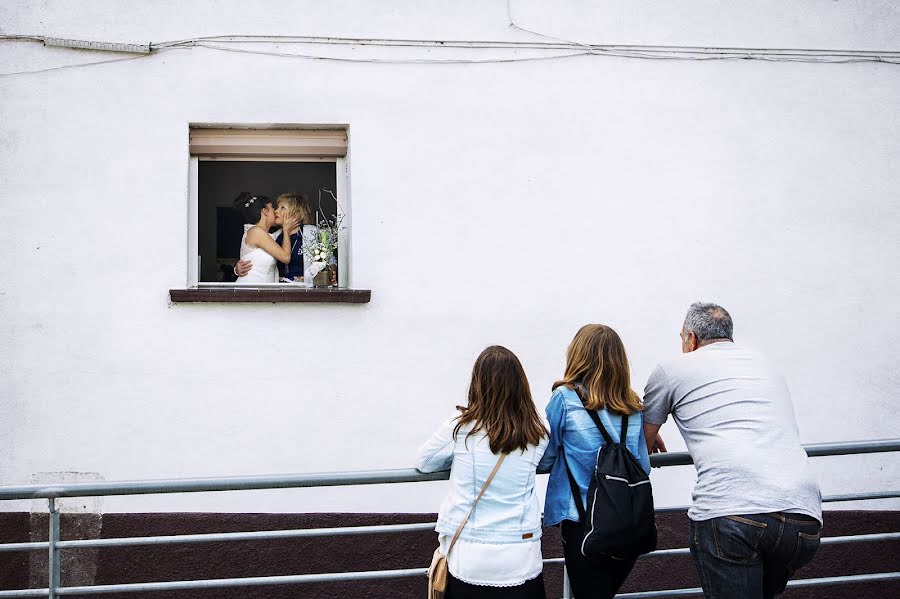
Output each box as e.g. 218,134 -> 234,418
244,197 -> 257,208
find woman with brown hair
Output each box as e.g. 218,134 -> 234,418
537,325 -> 651,598
416,346 -> 549,598
232,192 -> 298,285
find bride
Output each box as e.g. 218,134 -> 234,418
232,192 -> 297,285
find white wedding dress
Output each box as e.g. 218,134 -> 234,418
236,224 -> 278,284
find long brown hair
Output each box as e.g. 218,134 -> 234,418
552,324 -> 643,415
454,345 -> 549,454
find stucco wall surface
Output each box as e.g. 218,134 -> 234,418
0,1 -> 898,513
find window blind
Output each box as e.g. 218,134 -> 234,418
189,128 -> 348,158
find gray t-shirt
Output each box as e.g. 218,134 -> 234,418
643,342 -> 821,523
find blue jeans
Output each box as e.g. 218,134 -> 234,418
690,512 -> 821,599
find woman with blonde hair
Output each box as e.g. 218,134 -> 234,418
416,346 -> 549,598
273,192 -> 314,282
537,325 -> 651,598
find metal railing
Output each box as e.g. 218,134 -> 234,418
0,439 -> 897,598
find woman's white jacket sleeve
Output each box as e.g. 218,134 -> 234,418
414,414 -> 457,473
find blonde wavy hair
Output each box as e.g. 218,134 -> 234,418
276,193 -> 312,225
552,324 -> 643,415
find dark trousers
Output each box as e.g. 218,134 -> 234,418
446,572 -> 546,599
561,520 -> 637,599
690,512 -> 822,599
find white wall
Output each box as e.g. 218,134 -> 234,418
1,0 -> 898,513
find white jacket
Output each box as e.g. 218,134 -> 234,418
415,415 -> 549,543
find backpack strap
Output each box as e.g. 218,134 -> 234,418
561,446 -> 586,521
572,384 -> 616,446
621,413 -> 629,443
563,384 -> 622,523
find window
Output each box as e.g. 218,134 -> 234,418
172,127 -> 369,303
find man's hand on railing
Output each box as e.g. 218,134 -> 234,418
650,433 -> 668,454
643,423 -> 667,455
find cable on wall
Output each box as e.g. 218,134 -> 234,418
1,27 -> 899,77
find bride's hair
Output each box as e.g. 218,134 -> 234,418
233,192 -> 272,224
276,193 -> 312,225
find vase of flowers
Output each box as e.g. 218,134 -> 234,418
302,192 -> 345,288
312,267 -> 332,287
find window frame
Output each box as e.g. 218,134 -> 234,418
180,125 -> 357,300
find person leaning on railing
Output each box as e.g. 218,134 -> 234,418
643,302 -> 823,599
416,345 -> 550,599
537,324 -> 651,599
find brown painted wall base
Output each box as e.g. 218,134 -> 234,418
1,511 -> 898,598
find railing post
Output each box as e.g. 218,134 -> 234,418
48,498 -> 60,599
562,564 -> 572,598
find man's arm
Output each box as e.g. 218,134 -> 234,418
642,364 -> 674,457
643,423 -> 667,455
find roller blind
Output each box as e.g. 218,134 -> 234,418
189,128 -> 347,158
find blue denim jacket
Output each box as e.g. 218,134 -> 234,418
416,415 -> 549,543
537,386 -> 651,527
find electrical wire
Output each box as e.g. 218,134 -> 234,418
2,18 -> 899,78
190,41 -> 900,65
194,42 -> 592,65
506,0 -> 592,50
0,53 -> 154,78
151,34 -> 900,60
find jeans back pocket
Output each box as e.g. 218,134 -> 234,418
787,529 -> 821,573
712,515 -> 768,563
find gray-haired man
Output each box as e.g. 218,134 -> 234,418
643,303 -> 822,599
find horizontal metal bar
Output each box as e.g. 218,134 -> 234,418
0,439 -> 895,500
633,532 -> 900,560
52,527 -> 900,553
0,469 -> 450,501
0,590 -> 48,599
1,493 -> 898,554
618,571 -> 900,598
619,586 -> 704,598
804,439 -> 900,458
0,541 -> 50,553
649,438 -> 900,468
0,469 -> 448,501
69,567 -> 429,596
5,530 -> 896,558
821,532 -> 900,545
57,522 -> 438,549
0,566 -> 897,598
655,489 -> 900,514
823,490 -> 900,502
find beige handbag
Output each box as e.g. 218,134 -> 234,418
427,454 -> 507,599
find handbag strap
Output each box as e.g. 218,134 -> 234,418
446,453 -> 507,555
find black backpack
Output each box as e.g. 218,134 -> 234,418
563,389 -> 658,558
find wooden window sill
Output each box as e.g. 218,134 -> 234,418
170,287 -> 371,303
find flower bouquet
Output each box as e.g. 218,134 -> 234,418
301,190 -> 345,287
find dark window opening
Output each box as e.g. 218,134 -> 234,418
197,161 -> 338,283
